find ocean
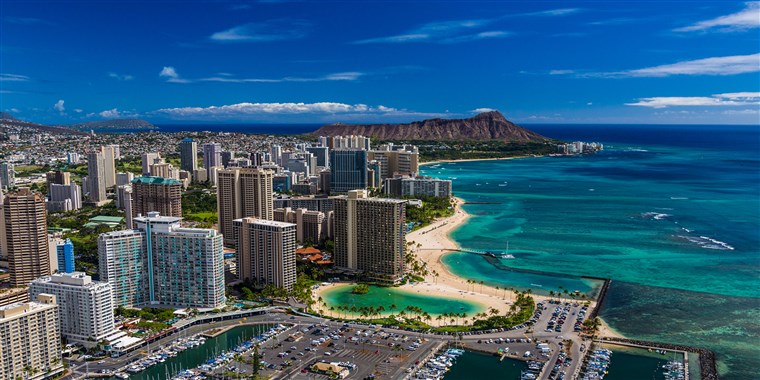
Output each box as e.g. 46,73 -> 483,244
422,124 -> 760,380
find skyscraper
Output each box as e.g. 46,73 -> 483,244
130,176 -> 182,218
233,217 -> 297,290
306,146 -> 329,167
45,171 -> 71,187
367,146 -> 419,179
86,151 -> 108,204
29,272 -> 114,345
101,145 -> 117,188
98,213 -> 225,308
0,294 -> 63,380
217,167 -> 274,246
141,152 -> 162,176
0,162 -> 14,190
56,238 -> 75,273
3,188 -> 51,287
334,190 -> 406,283
47,183 -> 82,212
203,142 -> 222,170
180,138 -> 198,173
329,149 -> 367,193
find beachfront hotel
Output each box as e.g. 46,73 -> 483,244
29,272 -> 115,346
98,212 -> 226,309
217,167 -> 274,247
334,190 -> 407,282
384,175 -> 453,198
274,207 -> 328,244
0,294 -> 64,380
233,217 -> 297,291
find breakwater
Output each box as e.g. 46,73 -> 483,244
601,337 -> 718,380
587,277 -> 611,320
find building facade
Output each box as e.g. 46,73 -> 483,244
180,138 -> 198,173
233,218 -> 297,290
203,143 -> 222,170
86,151 -> 108,204
217,167 -> 274,247
334,190 -> 406,282
130,176 -> 183,218
329,149 -> 367,193
47,183 -> 82,212
3,188 -> 51,287
98,213 -> 225,308
384,176 -> 453,198
29,273 -> 115,345
0,294 -> 63,380
56,238 -> 75,274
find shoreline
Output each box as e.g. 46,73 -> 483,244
313,194 -> 625,339
419,155 -> 533,167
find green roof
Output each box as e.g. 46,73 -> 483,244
131,176 -> 181,185
89,215 -> 125,223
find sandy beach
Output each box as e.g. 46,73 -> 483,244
313,194 -> 624,338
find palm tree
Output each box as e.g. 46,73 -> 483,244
549,290 -> 555,302
495,286 -> 500,297
436,315 -> 443,326
479,280 -> 484,293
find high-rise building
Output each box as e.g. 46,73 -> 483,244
233,217 -> 296,290
221,151 -> 234,168
3,188 -> 51,287
179,138 -> 198,173
203,143 -> 222,170
67,152 -> 80,164
274,207 -> 327,244
86,151 -> 108,204
384,176 -> 453,198
367,147 -> 419,179
97,230 -> 145,307
116,172 -> 134,186
45,171 -> 71,187
29,272 -> 114,345
306,146 -> 329,168
217,168 -> 274,247
101,145 -> 117,188
149,162 -> 179,179
47,183 -> 82,212
329,149 -> 367,193
55,238 -> 75,273
98,213 -> 225,308
141,153 -> 162,176
130,176 -> 182,218
334,190 -> 406,282
270,145 -> 282,165
0,294 -> 63,380
0,162 -> 14,190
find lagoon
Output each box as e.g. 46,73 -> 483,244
320,284 -> 484,317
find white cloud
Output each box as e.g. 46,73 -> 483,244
675,2 -> 760,32
108,72 -> 134,81
159,66 -> 190,83
153,101 -> 441,120
471,108 -> 496,113
625,53 -> 760,77
0,73 -> 29,82
551,54 -> 760,78
74,109 -> 83,113
354,19 -> 491,44
53,100 -> 65,112
210,19 -> 309,42
626,92 -> 760,108
440,30 -> 512,44
99,108 -> 122,118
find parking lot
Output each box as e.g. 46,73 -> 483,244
216,319 -> 438,379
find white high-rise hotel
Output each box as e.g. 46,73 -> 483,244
29,272 -> 114,345
98,212 -> 225,309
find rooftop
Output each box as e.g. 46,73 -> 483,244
131,176 -> 181,185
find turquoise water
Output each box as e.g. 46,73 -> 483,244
321,284 -> 483,317
444,350 -> 527,379
423,124 -> 760,380
603,345 -> 676,380
126,324 -> 273,380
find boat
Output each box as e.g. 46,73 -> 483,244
115,373 -> 129,379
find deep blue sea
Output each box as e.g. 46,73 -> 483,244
422,124 -> 760,380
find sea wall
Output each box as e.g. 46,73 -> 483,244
601,337 -> 718,380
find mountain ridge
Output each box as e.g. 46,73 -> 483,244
313,111 -> 548,142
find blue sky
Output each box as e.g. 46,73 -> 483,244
1,1 -> 759,124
